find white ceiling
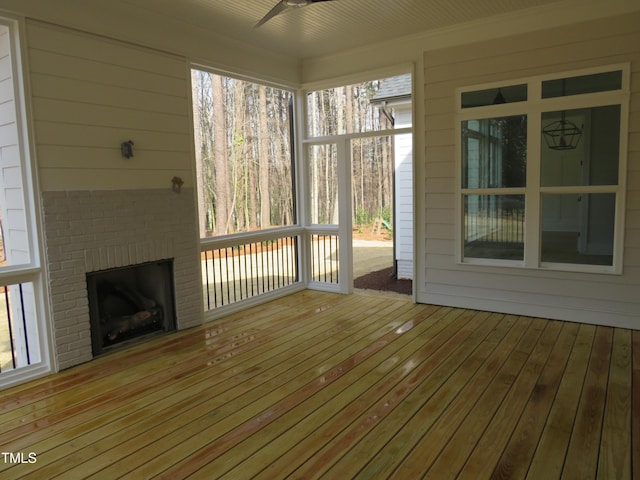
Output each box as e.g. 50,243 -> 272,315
112,0 -> 569,59
3,0 -> 637,83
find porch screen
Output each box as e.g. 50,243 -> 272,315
191,70 -> 295,237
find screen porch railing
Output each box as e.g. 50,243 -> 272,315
200,227 -> 341,312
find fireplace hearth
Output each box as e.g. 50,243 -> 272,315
87,260 -> 176,356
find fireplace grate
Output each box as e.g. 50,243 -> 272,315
87,260 -> 176,356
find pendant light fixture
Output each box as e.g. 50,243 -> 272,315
542,79 -> 583,150
492,88 -> 506,104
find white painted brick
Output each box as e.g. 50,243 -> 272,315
42,188 -> 203,370
55,316 -> 84,328
84,252 -> 93,272
99,247 -> 108,271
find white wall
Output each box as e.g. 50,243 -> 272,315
419,13 -> 640,329
26,21 -> 194,191
23,21 -> 204,369
394,106 -> 413,280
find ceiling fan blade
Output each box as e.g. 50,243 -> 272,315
255,1 -> 290,28
255,0 -> 335,28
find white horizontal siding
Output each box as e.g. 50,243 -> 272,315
26,21 -> 192,190
396,260 -> 412,280
394,107 -> 413,279
419,12 -> 640,329
33,121 -> 189,152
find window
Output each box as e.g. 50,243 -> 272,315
458,65 -> 628,273
191,70 -> 295,237
461,84 -> 527,108
0,25 -> 35,269
0,19 -> 46,379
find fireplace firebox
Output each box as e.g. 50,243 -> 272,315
87,259 -> 176,356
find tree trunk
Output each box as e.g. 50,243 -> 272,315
259,85 -> 271,229
211,73 -> 230,235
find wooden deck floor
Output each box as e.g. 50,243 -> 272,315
0,290 -> 637,479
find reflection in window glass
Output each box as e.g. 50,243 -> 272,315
541,105 -> 620,187
541,193 -> 615,266
462,116 -> 527,189
542,71 -> 622,98
309,144 -> 338,224
461,84 -> 527,108
463,195 -> 525,261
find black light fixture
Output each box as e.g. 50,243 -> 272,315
121,140 -> 134,158
492,88 -> 506,104
541,79 -> 583,150
171,176 -> 184,193
542,112 -> 583,150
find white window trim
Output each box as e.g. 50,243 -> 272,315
456,63 -> 630,275
0,16 -> 53,387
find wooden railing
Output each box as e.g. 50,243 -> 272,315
200,226 -> 346,312
200,228 -> 301,311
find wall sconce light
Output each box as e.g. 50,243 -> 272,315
172,176 -> 184,193
121,140 -> 134,159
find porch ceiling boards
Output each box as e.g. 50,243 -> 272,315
0,290 -> 637,479
81,0 -> 568,59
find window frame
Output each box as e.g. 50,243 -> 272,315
189,66 -> 299,239
456,64 -> 629,274
0,16 -> 52,385
0,19 -> 40,274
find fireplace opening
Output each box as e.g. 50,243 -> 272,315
87,259 -> 176,356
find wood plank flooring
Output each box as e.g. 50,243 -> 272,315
0,290 -> 636,479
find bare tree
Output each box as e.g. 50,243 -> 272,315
211,73 -> 231,235
191,70 -> 394,236
259,85 -> 271,229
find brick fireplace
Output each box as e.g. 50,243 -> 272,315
41,189 -> 203,370
87,259 -> 176,356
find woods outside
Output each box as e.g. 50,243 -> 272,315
190,70 -> 396,238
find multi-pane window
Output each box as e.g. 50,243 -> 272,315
461,115 -> 527,261
458,66 -> 628,272
0,24 -> 34,269
0,20 -> 44,376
